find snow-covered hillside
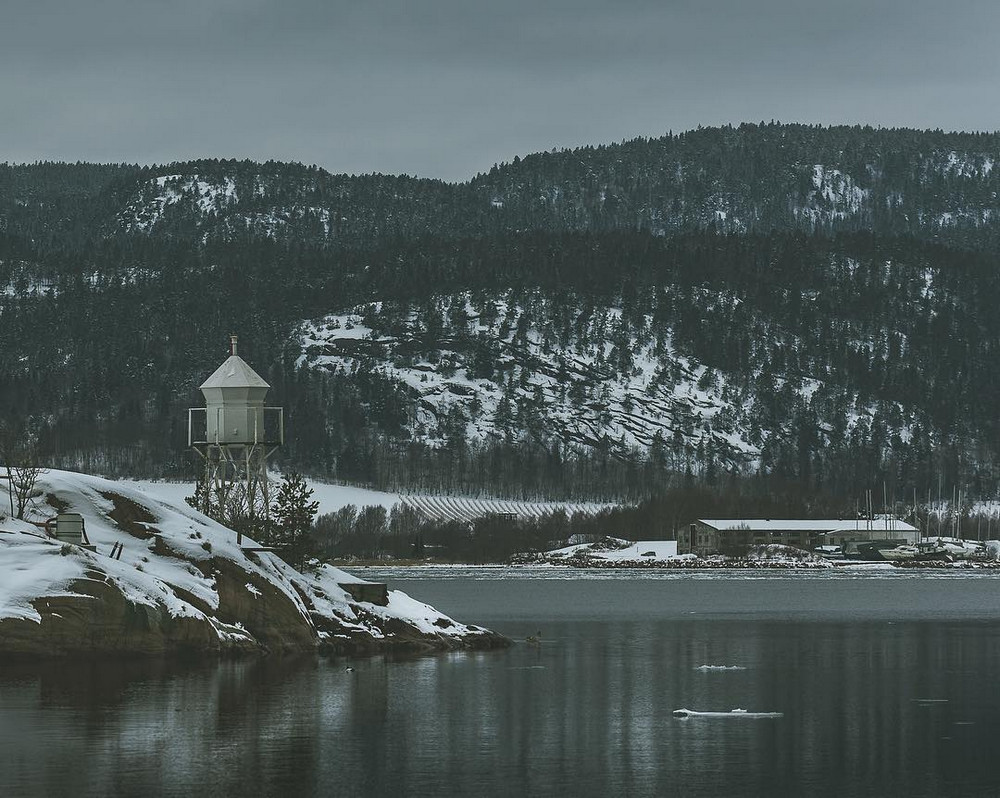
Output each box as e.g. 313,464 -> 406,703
5,126 -> 1000,498
120,174 -> 238,232
298,298 -> 758,465
296,289 -> 903,471
794,165 -> 870,225
117,171 -> 333,240
107,131 -> 1000,246
0,470 -> 506,656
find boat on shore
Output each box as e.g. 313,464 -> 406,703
878,538 -> 987,563
880,543 -> 949,562
845,540 -> 906,561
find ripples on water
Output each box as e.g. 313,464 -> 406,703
3,571 -> 1000,797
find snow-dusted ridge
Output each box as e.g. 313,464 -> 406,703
295,290 -> 909,471
117,171 -> 334,241
794,165 -> 870,226
0,469 -> 508,656
297,297 -> 763,465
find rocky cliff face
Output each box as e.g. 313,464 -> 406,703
0,471 -> 508,657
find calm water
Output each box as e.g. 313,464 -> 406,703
3,569 -> 1000,797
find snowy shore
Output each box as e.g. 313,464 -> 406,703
0,470 -> 508,657
507,538 -> 1000,569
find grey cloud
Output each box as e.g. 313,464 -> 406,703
0,0 -> 998,181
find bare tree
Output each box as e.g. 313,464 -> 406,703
0,425 -> 45,519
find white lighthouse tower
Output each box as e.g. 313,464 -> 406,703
189,336 -> 283,544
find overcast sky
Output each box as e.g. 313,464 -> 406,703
1,0 -> 998,182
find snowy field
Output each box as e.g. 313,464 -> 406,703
117,478 -> 402,517
120,478 -> 614,522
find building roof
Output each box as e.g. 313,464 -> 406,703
698,518 -> 918,533
199,355 -> 270,390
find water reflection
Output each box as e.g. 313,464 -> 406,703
3,606 -> 1000,796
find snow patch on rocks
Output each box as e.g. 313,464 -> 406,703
0,469 -> 506,655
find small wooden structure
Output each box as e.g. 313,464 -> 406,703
53,513 -> 97,552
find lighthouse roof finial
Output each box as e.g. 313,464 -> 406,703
199,336 -> 270,390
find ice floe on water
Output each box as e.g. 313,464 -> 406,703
673,708 -> 783,719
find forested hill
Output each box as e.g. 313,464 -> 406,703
4,124 -> 1000,251
1,123 -> 999,502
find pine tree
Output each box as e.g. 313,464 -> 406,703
270,472 -> 320,566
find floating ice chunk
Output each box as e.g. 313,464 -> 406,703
673,708 -> 783,718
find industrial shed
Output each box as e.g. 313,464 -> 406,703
678,518 -> 919,556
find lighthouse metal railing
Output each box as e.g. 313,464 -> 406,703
187,407 -> 285,447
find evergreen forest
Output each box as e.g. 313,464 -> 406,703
2,123 -> 999,510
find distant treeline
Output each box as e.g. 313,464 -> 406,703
310,491 -> 1000,564
308,478 -> 1000,563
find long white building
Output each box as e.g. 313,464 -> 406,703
679,518 -> 919,556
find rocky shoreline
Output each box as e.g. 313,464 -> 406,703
890,559 -> 1000,569
509,553 -> 831,569
508,551 -> 1000,570
0,551 -> 512,659
0,471 -> 510,659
